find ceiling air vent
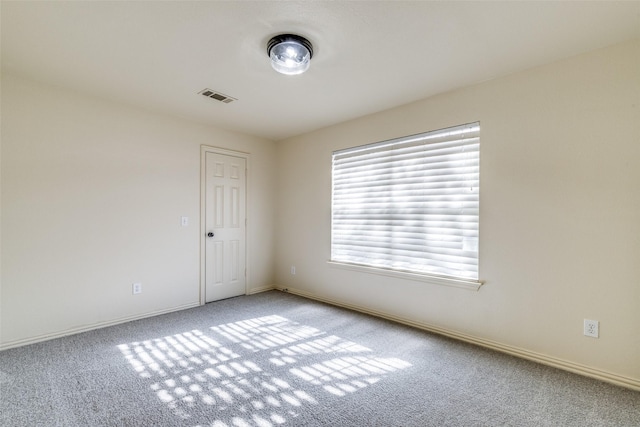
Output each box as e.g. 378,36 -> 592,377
198,88 -> 236,104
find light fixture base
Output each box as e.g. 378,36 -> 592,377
267,34 -> 314,75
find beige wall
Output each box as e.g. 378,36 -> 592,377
275,40 -> 640,385
1,73 -> 276,347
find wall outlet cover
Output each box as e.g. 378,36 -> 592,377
584,319 -> 599,338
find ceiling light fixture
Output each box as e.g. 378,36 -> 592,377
267,34 -> 313,75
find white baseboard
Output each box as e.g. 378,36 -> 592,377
0,302 -> 200,351
276,285 -> 640,392
1,287 -> 277,351
247,284 -> 277,295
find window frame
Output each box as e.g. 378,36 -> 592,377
329,123 -> 483,291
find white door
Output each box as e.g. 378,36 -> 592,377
204,152 -> 246,302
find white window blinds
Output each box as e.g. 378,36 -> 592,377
331,122 -> 480,280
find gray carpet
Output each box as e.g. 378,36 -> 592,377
1,291 -> 639,426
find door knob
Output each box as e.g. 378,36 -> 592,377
207,232 -> 214,238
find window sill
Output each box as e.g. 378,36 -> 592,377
327,261 -> 484,291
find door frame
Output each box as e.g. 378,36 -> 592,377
200,145 -> 250,305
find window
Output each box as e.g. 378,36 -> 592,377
331,122 -> 480,283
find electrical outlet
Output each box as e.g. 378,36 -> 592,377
290,266 -> 296,275
132,282 -> 142,295
584,319 -> 599,338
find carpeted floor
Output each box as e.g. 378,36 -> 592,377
1,291 -> 639,426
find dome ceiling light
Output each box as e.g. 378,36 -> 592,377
267,34 -> 314,75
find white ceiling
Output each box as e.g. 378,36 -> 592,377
2,1 -> 639,141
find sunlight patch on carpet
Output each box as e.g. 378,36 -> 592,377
118,315 -> 411,426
